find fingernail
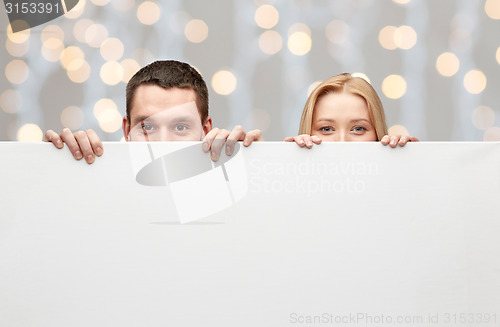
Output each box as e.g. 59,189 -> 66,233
96,147 -> 103,156
75,151 -> 82,159
211,152 -> 219,162
86,154 -> 94,163
56,140 -> 62,148
226,145 -> 233,156
298,139 -> 304,144
202,142 -> 209,152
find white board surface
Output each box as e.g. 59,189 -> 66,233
1,142 -> 499,326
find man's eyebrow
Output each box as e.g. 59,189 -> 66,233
132,115 -> 153,125
132,115 -> 199,125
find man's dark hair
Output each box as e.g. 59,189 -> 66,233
126,60 -> 209,123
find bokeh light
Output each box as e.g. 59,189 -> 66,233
121,59 -> 141,83
382,74 -> 407,99
100,38 -> 125,61
6,39 -> 30,57
463,70 -> 487,94
436,52 -> 460,77
41,25 -> 64,44
211,70 -> 237,95
184,19 -> 209,43
100,61 -> 124,86
91,0 -> 110,6
288,32 -> 312,56
471,106 -> 495,130
60,46 -> 85,70
67,61 -> 91,83
483,127 -> 500,141
394,25 -> 417,50
73,19 -> 93,43
0,89 -> 22,114
388,124 -> 410,136
7,21 -> 30,44
352,72 -> 371,84
5,60 -> 29,84
259,30 -> 283,55
17,123 -> 43,141
85,24 -> 109,48
254,4 -> 279,29
61,106 -> 85,130
379,26 -> 398,50
485,0 -> 500,19
65,0 -> 86,19
98,109 -> 122,133
112,0 -> 135,11
41,38 -> 65,62
94,98 -> 118,120
325,20 -> 349,44
137,1 -> 160,25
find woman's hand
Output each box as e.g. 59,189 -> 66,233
284,134 -> 322,148
381,135 -> 420,147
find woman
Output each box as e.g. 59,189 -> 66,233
284,73 -> 419,147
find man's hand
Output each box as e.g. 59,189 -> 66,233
202,125 -> 262,161
380,135 -> 420,147
284,134 -> 322,148
45,128 -> 103,164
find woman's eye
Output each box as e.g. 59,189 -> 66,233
352,126 -> 367,133
320,126 -> 333,132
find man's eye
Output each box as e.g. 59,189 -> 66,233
142,124 -> 154,132
174,125 -> 188,132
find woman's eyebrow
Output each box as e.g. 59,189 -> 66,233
350,119 -> 372,124
315,118 -> 336,123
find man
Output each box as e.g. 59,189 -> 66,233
45,60 -> 262,163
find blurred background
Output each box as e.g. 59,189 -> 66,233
1,0 -> 500,142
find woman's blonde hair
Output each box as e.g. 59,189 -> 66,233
298,73 -> 388,140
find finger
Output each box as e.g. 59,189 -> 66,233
295,135 -> 307,147
284,136 -> 295,142
74,131 -> 95,164
304,135 -> 315,148
60,128 -> 83,160
398,135 -> 409,147
85,129 -> 104,157
210,129 -> 231,162
226,125 -> 245,155
380,135 -> 390,146
202,128 -> 219,153
389,135 -> 399,148
409,136 -> 420,142
45,130 -> 64,149
311,135 -> 322,145
243,129 -> 262,147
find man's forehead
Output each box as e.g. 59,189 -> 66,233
130,85 -> 200,123
130,100 -> 201,125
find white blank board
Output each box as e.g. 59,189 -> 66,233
1,142 -> 499,326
